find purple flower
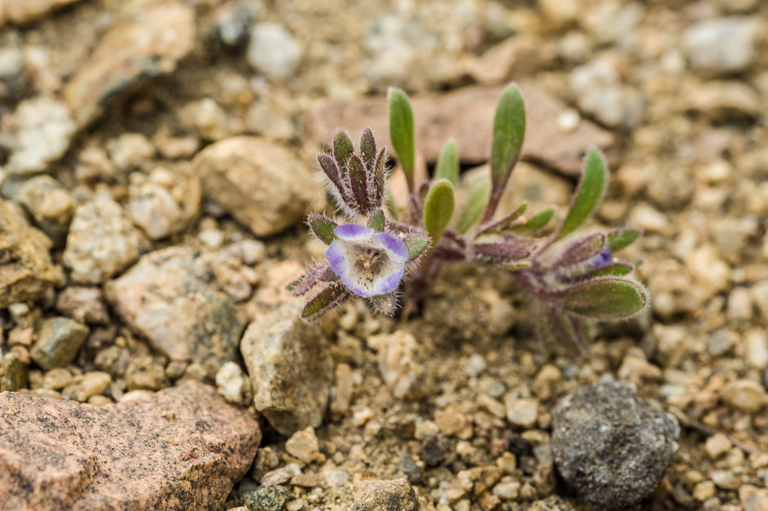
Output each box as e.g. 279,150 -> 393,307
588,247 -> 613,270
326,224 -> 408,298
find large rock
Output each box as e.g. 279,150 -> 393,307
0,381 -> 260,510
62,191 -> 141,284
240,299 -> 334,436
1,0 -> 84,26
63,0 -> 195,127
105,246 -> 246,379
193,136 -> 320,237
4,96 -> 77,175
304,81 -> 617,176
0,199 -> 57,308
551,382 -> 679,511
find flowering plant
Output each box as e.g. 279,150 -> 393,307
289,83 -> 648,349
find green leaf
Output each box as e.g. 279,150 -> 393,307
606,229 -> 640,252
588,264 -> 633,277
302,284 -> 349,320
360,128 -> 377,170
457,180 -> 490,234
507,207 -> 556,235
483,84 -> 525,223
548,278 -> 648,320
557,149 -> 607,240
404,234 -> 430,262
388,87 -> 415,191
367,210 -> 385,232
435,139 -> 459,186
385,189 -> 399,221
333,130 -> 354,169
308,214 -> 338,245
423,179 -> 455,243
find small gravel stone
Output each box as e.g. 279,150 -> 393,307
17,175 -> 75,244
370,330 -> 435,400
247,23 -> 302,80
125,355 -> 169,391
694,481 -> 716,501
179,98 -> 236,141
0,352 -> 28,392
61,371 -> 111,402
705,433 -> 732,459
739,485 -> 768,511
108,133 -> 155,170
285,427 -> 322,464
251,446 -> 280,481
504,397 -> 539,428
128,183 -> 183,240
351,479 -> 419,511
721,380 -> 767,413
55,286 -> 110,325
261,468 -> 292,487
711,469 -> 741,490
31,317 -> 90,371
4,96 -> 76,174
551,382 -> 680,511
63,191 -> 141,284
528,496 -> 579,511
242,486 -> 290,511
570,60 -> 643,128
43,367 -> 73,390
682,17 -> 762,76
493,480 -> 520,501
421,434 -> 451,467
215,361 -> 252,405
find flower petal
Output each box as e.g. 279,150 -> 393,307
326,240 -> 350,278
373,232 -> 408,262
334,224 -> 373,240
372,267 -> 405,295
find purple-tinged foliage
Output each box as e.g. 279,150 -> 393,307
291,83 -> 647,351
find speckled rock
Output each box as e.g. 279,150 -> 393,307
17,175 -> 75,245
105,246 -> 246,378
63,0 -> 195,127
30,317 -> 90,371
0,380 -> 260,510
351,479 -> 419,511
62,191 -> 141,284
551,382 -> 680,511
240,299 -> 334,436
1,0 -> 84,25
242,485 -> 290,511
0,199 -> 57,308
192,136 -> 320,237
4,95 -> 76,175
528,496 -> 581,511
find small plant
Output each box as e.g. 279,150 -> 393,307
289,83 -> 647,349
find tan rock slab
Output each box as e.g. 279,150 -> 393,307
0,381 -> 260,510
304,81 -> 617,176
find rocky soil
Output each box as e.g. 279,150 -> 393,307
2,0 -> 768,510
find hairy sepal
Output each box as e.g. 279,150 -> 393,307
368,292 -> 398,316
302,283 -> 350,320
367,210 -> 385,232
553,233 -> 606,268
333,130 -> 354,170
404,232 -> 431,262
308,214 -> 338,245
348,154 -> 370,214
287,264 -> 338,296
360,128 -> 377,170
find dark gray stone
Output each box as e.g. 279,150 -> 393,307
242,486 -> 290,511
551,382 -> 679,511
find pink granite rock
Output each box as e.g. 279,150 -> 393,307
0,381 -> 260,510
304,81 -> 617,176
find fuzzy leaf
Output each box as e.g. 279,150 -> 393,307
302,283 -> 350,320
388,87 -> 415,190
317,154 -> 348,200
457,180 -> 490,234
508,207 -> 556,235
435,139 -> 459,186
423,179 -> 455,243
473,238 -> 537,263
348,155 -> 370,214
482,84 -> 525,223
558,149 -> 607,240
404,234 -> 430,262
368,292 -> 398,316
333,130 -> 354,169
367,210 -> 385,232
587,263 -> 633,277
360,128 -> 377,170
476,201 -> 528,236
287,265 -> 338,296
372,148 -> 387,207
385,189 -> 399,221
607,229 -> 641,252
545,277 -> 648,320
308,214 -> 338,244
554,233 -> 605,268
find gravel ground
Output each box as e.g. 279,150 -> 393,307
2,0 -> 768,510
